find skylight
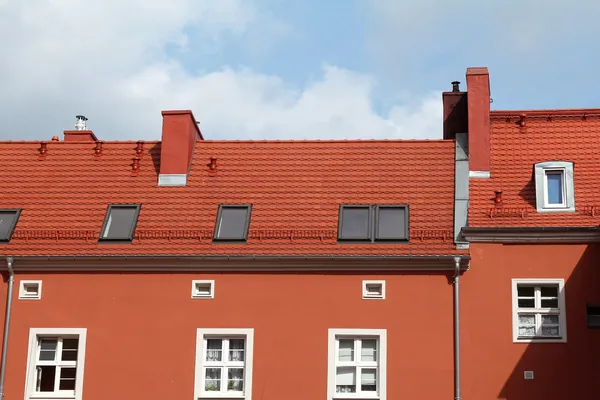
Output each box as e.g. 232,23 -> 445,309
0,209 -> 21,242
100,205 -> 141,241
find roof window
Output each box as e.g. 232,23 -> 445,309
99,205 -> 141,241
214,205 -> 252,241
338,205 -> 408,242
0,209 -> 21,242
534,161 -> 575,212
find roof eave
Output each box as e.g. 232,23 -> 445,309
461,226 -> 600,244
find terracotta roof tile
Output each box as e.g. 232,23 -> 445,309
0,140 -> 464,256
470,112 -> 600,226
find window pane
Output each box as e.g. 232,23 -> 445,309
206,339 -> 222,362
540,286 -> 558,297
229,339 -> 245,362
340,207 -> 370,239
518,326 -> 536,336
518,315 -> 535,325
541,315 -> 559,325
59,367 -> 77,391
541,326 -> 560,336
518,314 -> 536,336
517,286 -> 535,297
541,298 -> 559,308
36,366 -> 56,392
216,207 -> 249,239
205,368 -> 221,391
338,339 -> 354,361
361,340 -> 377,362
336,367 -> 356,393
39,338 -> 57,361
376,207 -> 406,239
61,338 -> 79,361
546,172 -> 563,204
227,368 -> 244,392
518,298 -> 535,308
0,211 -> 17,240
103,207 -> 137,239
361,368 -> 377,392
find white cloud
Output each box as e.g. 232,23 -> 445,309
0,0 -> 442,141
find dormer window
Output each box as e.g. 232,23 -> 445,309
99,204 -> 141,241
534,162 -> 575,212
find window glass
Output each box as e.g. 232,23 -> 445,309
546,172 -> 564,204
340,207 -> 370,239
215,206 -> 250,240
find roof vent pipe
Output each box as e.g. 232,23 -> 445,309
451,81 -> 460,92
75,115 -> 88,131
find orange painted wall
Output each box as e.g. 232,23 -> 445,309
462,243 -> 600,400
2,272 -> 455,400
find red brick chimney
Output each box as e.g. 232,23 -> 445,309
64,115 -> 98,141
442,81 -> 468,140
158,110 -> 203,186
466,67 -> 491,176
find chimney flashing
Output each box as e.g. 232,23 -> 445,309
157,174 -> 188,186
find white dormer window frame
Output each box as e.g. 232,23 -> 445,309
534,161 -> 575,213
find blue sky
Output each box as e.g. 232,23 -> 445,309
1,0 -> 599,140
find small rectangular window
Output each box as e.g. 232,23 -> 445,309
362,280 -> 385,300
214,205 -> 251,241
192,280 -> 215,299
534,162 -> 575,212
338,205 -> 408,242
19,280 -> 42,300
545,170 -> 565,206
0,209 -> 21,242
587,305 -> 600,328
195,329 -> 254,399
99,205 -> 140,241
25,329 -> 87,400
512,279 -> 566,343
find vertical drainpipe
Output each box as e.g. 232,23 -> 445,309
0,256 -> 14,400
453,256 -> 461,400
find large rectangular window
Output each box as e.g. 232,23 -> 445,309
99,204 -> 140,241
338,205 -> 408,242
195,329 -> 254,399
214,205 -> 252,241
328,329 -> 387,400
512,279 -> 566,343
25,328 -> 87,400
0,209 -> 21,242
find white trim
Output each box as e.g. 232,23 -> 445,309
362,281 -> 385,300
24,328 -> 87,400
327,329 -> 387,400
191,280 -> 215,299
19,280 -> 42,300
194,328 -> 254,400
511,279 -> 567,343
469,170 -> 491,178
534,161 -> 575,212
157,174 -> 188,186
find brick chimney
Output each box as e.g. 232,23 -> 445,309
442,81 -> 468,140
158,110 -> 203,186
465,67 -> 491,176
64,115 -> 98,141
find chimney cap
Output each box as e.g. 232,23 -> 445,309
451,81 -> 460,92
75,115 -> 88,131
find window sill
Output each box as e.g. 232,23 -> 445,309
536,207 -> 575,213
29,394 -> 76,400
514,336 -> 566,344
198,393 -> 245,399
333,394 -> 380,400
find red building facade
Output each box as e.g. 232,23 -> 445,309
0,67 -> 598,400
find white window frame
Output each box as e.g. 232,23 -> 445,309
534,161 -> 575,212
191,280 -> 215,299
24,328 -> 87,400
362,281 -> 385,300
194,328 -> 254,400
511,279 -> 567,343
19,280 -> 43,300
327,329 -> 387,400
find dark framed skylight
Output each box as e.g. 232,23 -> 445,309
213,205 -> 252,241
99,204 -> 141,242
0,209 -> 21,242
338,205 -> 409,242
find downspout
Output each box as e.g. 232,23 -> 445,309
0,256 -> 14,400
453,256 -> 461,400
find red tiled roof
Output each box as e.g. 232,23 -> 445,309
0,139 -> 465,256
469,110 -> 600,226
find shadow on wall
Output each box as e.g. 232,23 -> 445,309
498,244 -> 600,400
149,143 -> 161,176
